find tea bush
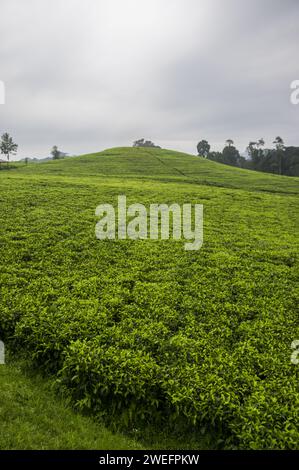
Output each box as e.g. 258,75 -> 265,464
0,148 -> 298,448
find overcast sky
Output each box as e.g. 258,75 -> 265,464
0,0 -> 299,160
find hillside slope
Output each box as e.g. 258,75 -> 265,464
15,147 -> 299,194
1,147 -> 298,449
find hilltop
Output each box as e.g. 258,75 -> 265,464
12,146 -> 299,194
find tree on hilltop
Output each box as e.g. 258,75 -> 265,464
222,139 -> 240,166
133,138 -> 160,148
197,140 -> 210,157
51,145 -> 66,159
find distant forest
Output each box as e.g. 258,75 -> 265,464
133,137 -> 299,177
197,137 -> 299,177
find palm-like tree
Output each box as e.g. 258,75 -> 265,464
0,132 -> 18,163
225,139 -> 234,147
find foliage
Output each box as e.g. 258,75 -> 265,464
0,147 -> 298,449
51,145 -> 65,160
207,141 -> 244,168
206,136 -> 299,176
197,140 -> 210,158
133,139 -> 161,148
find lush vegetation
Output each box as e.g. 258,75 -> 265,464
0,147 -> 298,449
0,357 -> 142,450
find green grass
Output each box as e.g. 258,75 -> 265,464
0,357 -> 143,450
0,147 -> 298,449
0,354 -> 209,450
10,147 -> 299,194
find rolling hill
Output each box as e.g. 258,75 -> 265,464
0,147 -> 298,449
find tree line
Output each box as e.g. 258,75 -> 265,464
197,137 -> 299,176
1,132 -> 299,177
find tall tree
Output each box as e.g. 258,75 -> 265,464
247,141 -> 257,159
273,136 -> 284,150
246,139 -> 266,171
225,139 -> 234,147
257,138 -> 265,149
247,141 -> 260,169
273,136 -> 285,175
222,144 -> 240,166
0,133 -> 18,162
51,145 -> 61,160
197,140 -> 210,157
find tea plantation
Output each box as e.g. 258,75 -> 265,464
0,147 -> 298,449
